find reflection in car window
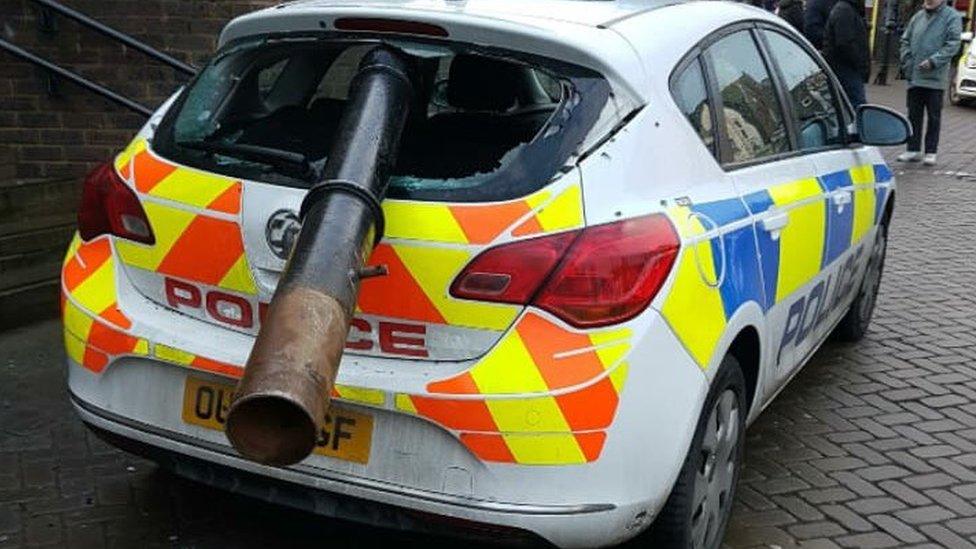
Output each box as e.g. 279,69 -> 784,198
708,31 -> 790,164
763,31 -> 844,150
672,59 -> 716,156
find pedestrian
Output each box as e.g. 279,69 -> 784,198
779,0 -> 806,34
896,0 -> 963,166
823,0 -> 871,106
803,0 -> 837,49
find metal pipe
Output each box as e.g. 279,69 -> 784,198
0,38 -> 153,117
225,46 -> 414,467
30,0 -> 197,76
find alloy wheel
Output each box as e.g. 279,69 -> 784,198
690,389 -> 740,549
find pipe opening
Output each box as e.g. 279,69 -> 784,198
226,395 -> 317,467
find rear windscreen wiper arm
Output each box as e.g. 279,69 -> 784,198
178,140 -> 314,180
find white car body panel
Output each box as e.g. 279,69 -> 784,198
60,2 -> 898,547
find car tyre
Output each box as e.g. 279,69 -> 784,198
641,354 -> 747,549
833,220 -> 888,342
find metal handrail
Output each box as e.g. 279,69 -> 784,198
0,38 -> 153,116
30,0 -> 197,76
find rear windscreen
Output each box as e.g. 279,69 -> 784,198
152,36 -> 613,202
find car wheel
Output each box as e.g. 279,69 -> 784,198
833,221 -> 888,342
641,355 -> 746,549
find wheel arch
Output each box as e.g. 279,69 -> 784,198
882,191 -> 895,227
725,326 -> 761,414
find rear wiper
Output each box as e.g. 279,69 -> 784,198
178,140 -> 314,180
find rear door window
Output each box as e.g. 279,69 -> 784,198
671,57 -> 717,157
705,30 -> 791,165
154,38 -> 614,202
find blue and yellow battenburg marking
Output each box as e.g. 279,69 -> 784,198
661,164 -> 892,369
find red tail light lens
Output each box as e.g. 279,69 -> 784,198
535,215 -> 680,328
78,162 -> 155,245
451,214 -> 680,328
450,231 -> 578,304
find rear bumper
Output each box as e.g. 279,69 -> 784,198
72,387 -> 638,549
65,306 -> 708,549
77,400 -> 543,546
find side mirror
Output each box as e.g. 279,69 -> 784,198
855,105 -> 911,146
962,31 -> 974,43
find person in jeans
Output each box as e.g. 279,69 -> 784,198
897,0 -> 962,166
823,0 -> 871,106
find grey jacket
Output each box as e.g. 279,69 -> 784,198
899,4 -> 963,90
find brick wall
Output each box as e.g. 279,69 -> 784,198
0,0 -> 276,327
1,0 -> 277,180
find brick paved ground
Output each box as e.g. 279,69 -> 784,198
0,81 -> 974,548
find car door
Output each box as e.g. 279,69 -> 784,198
701,27 -> 831,395
758,27 -> 879,363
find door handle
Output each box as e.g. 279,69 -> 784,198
832,191 -> 852,213
762,212 -> 790,238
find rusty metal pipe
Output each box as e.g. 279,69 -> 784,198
225,46 -> 414,466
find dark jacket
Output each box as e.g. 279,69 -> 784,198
823,0 -> 871,82
779,0 -> 805,34
803,0 -> 837,49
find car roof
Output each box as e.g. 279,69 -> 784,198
220,1 -> 785,103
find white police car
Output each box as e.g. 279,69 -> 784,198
951,31 -> 976,105
61,1 -> 909,547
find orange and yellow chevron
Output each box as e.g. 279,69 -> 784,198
396,313 -> 632,465
382,183 -> 583,245
112,145 -> 256,297
119,141 -> 243,216
62,236 -> 149,373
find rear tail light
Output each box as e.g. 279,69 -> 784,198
451,231 -> 577,303
78,162 -> 155,244
451,214 -> 680,328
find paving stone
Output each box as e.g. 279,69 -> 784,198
820,505 -> 873,532
834,531 -> 900,548
893,505 -> 957,525
867,515 -> 926,544
917,524 -> 976,549
944,517 -> 976,536
788,521 -> 847,540
846,498 -> 906,516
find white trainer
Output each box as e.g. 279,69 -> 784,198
897,151 -> 922,162
923,154 -> 937,166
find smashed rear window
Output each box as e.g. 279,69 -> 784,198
153,35 -> 617,202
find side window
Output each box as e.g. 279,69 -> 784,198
671,58 -> 717,156
706,30 -> 791,164
762,30 -> 844,150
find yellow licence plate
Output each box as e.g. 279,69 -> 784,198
182,376 -> 374,464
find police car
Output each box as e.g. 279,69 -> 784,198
62,1 -> 910,547
951,31 -> 976,106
